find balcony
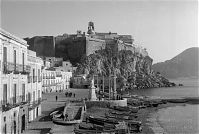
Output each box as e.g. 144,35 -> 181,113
28,76 -> 32,83
56,74 -> 62,77
0,95 -> 28,112
3,62 -> 14,74
29,98 -> 42,110
38,76 -> 42,82
21,65 -> 31,74
33,76 -> 37,83
3,62 -> 31,74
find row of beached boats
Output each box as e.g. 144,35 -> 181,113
50,101 -> 143,134
74,106 -> 142,134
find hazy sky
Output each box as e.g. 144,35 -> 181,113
0,0 -> 198,63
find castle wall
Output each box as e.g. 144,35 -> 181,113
86,37 -> 105,56
25,36 -> 55,57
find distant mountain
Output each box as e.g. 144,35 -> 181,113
152,47 -> 199,78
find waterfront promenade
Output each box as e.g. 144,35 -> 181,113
24,88 -> 89,134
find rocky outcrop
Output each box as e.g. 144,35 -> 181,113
76,48 -> 175,90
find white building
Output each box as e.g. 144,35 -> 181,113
42,68 -> 72,93
27,50 -> 43,122
0,29 -> 30,134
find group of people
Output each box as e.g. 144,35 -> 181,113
65,92 -> 76,98
55,91 -> 76,102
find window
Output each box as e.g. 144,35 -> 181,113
22,84 -> 25,101
33,69 -> 35,83
38,69 -> 40,77
14,50 -> 16,70
13,84 -> 16,104
3,47 -> 7,71
33,91 -> 35,102
22,53 -> 25,71
3,84 -> 7,104
38,90 -> 40,99
33,69 -> 35,77
3,47 -> 7,63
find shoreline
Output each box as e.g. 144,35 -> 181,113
141,102 -> 196,134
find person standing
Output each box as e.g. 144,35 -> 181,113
56,95 -> 58,101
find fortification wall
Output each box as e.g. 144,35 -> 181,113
25,36 -> 55,57
86,37 -> 105,56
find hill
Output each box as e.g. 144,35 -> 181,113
152,47 -> 199,78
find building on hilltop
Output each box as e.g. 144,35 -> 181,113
55,32 -> 106,65
24,36 -> 55,57
24,21 -> 148,66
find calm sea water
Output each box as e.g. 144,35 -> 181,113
132,78 -> 199,134
131,78 -> 199,99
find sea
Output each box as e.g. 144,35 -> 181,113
132,78 -> 199,134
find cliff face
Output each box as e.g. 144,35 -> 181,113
76,49 -> 174,90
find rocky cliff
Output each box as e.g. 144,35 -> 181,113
76,48 -> 175,90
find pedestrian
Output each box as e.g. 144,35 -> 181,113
73,93 -> 75,98
64,113 -> 68,121
56,95 -> 58,101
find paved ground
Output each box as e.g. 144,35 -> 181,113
24,88 -> 89,134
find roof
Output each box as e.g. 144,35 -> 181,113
0,28 -> 28,46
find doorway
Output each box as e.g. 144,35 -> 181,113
21,115 -> 25,133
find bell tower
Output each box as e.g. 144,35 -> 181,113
87,21 -> 95,35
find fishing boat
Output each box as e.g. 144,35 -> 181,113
110,111 -> 138,118
86,116 -> 119,126
105,112 -> 137,120
74,123 -> 116,134
111,106 -> 139,113
128,121 -> 142,133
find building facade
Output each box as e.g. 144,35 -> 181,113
42,68 -> 72,93
0,29 -> 31,134
27,50 -> 43,122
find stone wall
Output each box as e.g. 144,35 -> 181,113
24,36 -> 55,57
86,37 -> 105,56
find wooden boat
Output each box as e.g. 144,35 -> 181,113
105,114 -> 134,120
74,124 -> 116,134
108,112 -> 138,119
109,111 -> 138,118
110,106 -> 139,113
152,103 -> 159,107
86,116 -> 119,126
128,121 -> 142,133
167,99 -> 188,103
52,105 -> 86,125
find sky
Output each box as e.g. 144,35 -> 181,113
0,0 -> 198,63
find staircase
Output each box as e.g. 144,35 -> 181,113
65,106 -> 80,120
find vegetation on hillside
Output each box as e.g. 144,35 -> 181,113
76,48 -> 175,90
